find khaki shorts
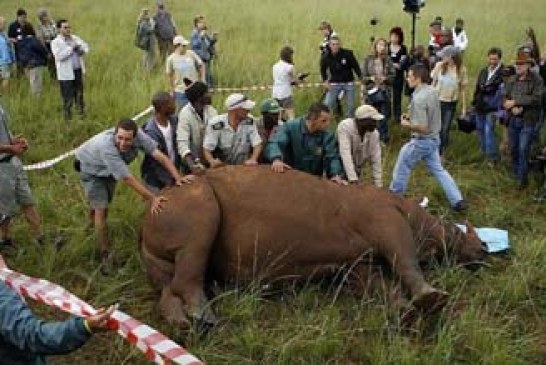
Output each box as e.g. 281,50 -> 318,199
80,172 -> 117,210
0,64 -> 11,80
0,158 -> 36,216
276,96 -> 294,109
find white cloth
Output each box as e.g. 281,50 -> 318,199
51,34 -> 89,81
452,28 -> 468,51
272,60 -> 294,99
157,122 -> 175,162
337,118 -> 382,186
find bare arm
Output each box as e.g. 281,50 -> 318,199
121,174 -> 155,201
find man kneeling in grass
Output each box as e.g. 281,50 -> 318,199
75,119 -> 192,274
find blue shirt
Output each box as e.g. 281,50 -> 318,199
0,281 -> 91,364
0,33 -> 15,65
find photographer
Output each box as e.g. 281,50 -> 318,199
361,38 -> 395,143
51,19 -> 89,120
191,15 -> 217,87
472,47 -> 504,162
504,52 -> 543,190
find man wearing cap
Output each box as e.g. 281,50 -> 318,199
75,119 -> 190,273
337,104 -> 382,186
203,93 -> 263,167
153,0 -> 177,61
503,51 -> 543,189
141,91 -> 183,193
177,79 -> 217,171
166,35 -> 205,110
256,98 -> 282,143
265,102 -> 345,184
390,64 -> 467,212
320,35 -> 362,118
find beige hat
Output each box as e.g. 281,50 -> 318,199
355,104 -> 384,120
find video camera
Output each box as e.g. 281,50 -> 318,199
403,0 -> 425,13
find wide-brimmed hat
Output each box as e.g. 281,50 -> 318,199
514,51 -> 535,65
225,93 -> 255,111
355,104 -> 384,121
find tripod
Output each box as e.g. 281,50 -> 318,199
410,12 -> 417,50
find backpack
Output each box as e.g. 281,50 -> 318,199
134,23 -> 150,50
154,13 -> 175,41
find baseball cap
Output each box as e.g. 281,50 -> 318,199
225,93 -> 255,111
437,45 -> 459,58
260,98 -> 282,114
173,35 -> 189,46
355,104 -> 384,121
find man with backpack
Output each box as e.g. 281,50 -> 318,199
153,1 -> 177,61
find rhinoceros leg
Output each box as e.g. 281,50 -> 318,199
376,217 -> 448,310
159,286 -> 191,329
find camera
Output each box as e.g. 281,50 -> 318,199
501,65 -> 516,77
403,0 -> 425,13
370,17 -> 379,26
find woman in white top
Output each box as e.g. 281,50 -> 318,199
431,45 -> 468,155
272,46 -> 298,120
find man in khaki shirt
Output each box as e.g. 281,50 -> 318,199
337,104 -> 383,186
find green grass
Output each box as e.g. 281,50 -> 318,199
2,0 -> 546,364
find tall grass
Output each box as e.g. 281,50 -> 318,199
1,0 -> 546,364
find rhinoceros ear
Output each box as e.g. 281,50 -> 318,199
465,220 -> 477,236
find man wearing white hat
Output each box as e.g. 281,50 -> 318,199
166,35 -> 205,110
337,104 -> 383,186
203,93 -> 263,167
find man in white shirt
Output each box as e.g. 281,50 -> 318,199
337,104 -> 383,186
51,19 -> 88,120
272,46 -> 297,120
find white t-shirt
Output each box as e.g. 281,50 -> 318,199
166,50 -> 203,93
272,60 -> 294,99
157,122 -> 175,162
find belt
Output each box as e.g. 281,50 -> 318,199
0,154 -> 13,163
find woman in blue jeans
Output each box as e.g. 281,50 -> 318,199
431,46 -> 468,155
361,38 -> 395,143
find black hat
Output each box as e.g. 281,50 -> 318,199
184,78 -> 208,104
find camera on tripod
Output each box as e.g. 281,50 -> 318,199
403,0 -> 425,13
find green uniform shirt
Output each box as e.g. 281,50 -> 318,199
265,118 -> 343,178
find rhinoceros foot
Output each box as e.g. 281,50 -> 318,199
411,287 -> 449,312
160,287 -> 191,329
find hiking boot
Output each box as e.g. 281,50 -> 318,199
100,252 -> 114,276
452,200 -> 468,213
517,180 -> 529,191
0,238 -> 13,247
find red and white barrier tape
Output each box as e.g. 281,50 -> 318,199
22,106 -> 155,171
210,80 -> 360,93
0,267 -> 203,365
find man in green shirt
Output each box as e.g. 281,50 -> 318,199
265,102 -> 345,184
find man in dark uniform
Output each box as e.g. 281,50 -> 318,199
265,102 -> 345,184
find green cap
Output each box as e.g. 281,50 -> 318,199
260,98 -> 282,114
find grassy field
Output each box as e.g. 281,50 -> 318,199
2,0 -> 546,364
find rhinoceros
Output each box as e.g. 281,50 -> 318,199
140,165 -> 485,327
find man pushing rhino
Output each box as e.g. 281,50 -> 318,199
75,118 -> 192,274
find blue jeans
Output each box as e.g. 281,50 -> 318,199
204,60 -> 214,88
440,101 -> 457,155
508,117 -> 534,183
324,83 -> 356,118
475,113 -> 499,161
389,138 -> 463,206
174,91 -> 188,111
